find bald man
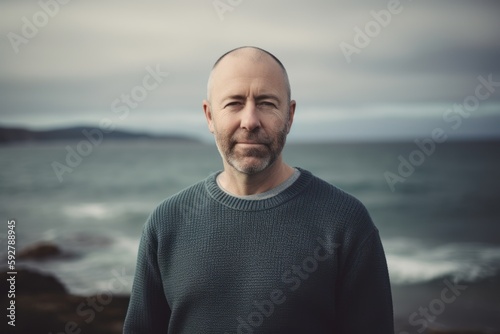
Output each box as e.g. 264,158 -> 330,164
124,47 -> 394,333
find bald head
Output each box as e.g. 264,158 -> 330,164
206,46 -> 291,103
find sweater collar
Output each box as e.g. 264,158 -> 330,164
204,167 -> 313,211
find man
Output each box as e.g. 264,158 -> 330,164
124,46 -> 394,333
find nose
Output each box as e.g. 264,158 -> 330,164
240,101 -> 261,132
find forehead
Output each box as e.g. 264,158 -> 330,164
210,53 -> 287,99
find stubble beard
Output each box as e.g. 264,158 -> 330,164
215,125 -> 288,175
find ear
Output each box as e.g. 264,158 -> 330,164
203,100 -> 215,134
286,100 -> 296,134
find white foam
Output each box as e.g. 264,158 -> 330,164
385,238 -> 500,285
61,201 -> 153,221
63,203 -> 113,220
23,234 -> 500,293
23,233 -> 140,295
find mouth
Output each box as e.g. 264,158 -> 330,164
231,134 -> 270,150
235,142 -> 267,149
237,141 -> 264,145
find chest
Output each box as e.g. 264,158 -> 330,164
157,210 -> 340,313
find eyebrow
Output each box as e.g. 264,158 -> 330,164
222,94 -> 281,103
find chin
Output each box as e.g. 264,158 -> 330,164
229,156 -> 272,175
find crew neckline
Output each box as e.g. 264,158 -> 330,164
216,168 -> 301,200
205,167 -> 313,211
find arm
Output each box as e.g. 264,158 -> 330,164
123,221 -> 171,333
336,229 -> 394,333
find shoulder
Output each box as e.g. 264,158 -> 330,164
144,176 -> 209,233
303,169 -> 371,219
300,170 -> 383,263
299,168 -> 376,236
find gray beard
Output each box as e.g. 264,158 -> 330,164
217,125 -> 288,175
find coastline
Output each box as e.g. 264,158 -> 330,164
393,275 -> 500,334
0,269 -> 128,334
2,268 -> 499,334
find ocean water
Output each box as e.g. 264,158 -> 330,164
1,140 -> 499,329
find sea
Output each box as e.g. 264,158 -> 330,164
1,140 -> 499,331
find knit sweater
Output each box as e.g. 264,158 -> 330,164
123,168 -> 394,333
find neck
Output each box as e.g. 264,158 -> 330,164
218,156 -> 294,196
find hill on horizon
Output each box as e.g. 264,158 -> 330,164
0,125 -> 199,144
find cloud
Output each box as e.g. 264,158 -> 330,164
0,0 -> 499,139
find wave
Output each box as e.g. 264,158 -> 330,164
384,238 -> 500,285
19,233 -> 500,294
19,233 -> 140,295
61,202 -> 153,221
62,203 -> 112,220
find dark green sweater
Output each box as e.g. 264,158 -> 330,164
124,168 -> 394,333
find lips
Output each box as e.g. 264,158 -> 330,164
237,142 -> 264,145
231,133 -> 270,148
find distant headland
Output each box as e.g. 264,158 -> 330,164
0,125 -> 199,144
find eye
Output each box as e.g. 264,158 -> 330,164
224,101 -> 242,109
259,101 -> 277,108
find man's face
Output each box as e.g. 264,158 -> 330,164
203,52 -> 295,175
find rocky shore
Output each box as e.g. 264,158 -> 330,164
1,242 -> 498,334
0,268 -> 129,334
3,267 -> 498,334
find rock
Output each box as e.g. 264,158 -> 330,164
0,269 -> 128,334
0,268 -> 67,295
9,293 -> 130,334
18,242 -> 62,260
428,330 -> 500,334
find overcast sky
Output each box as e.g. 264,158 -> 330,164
1,0 -> 499,141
